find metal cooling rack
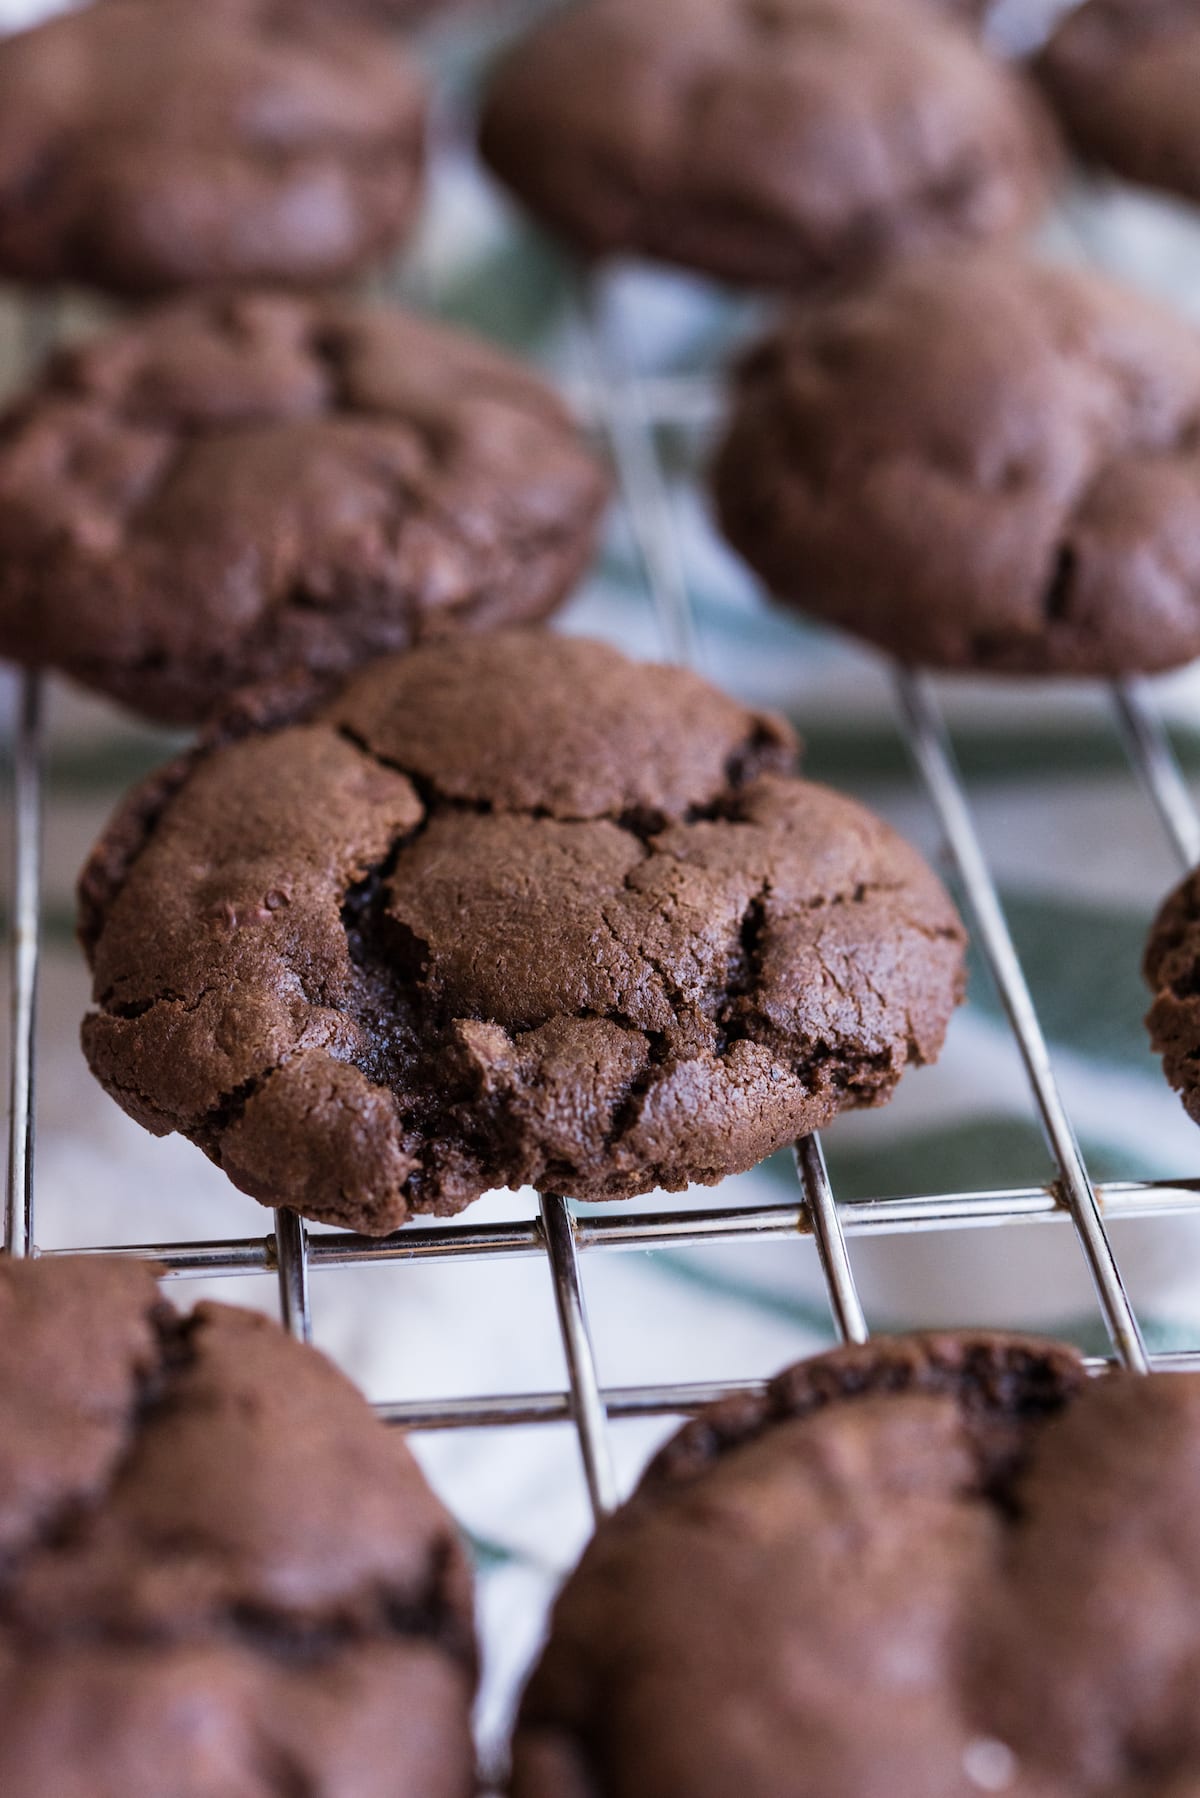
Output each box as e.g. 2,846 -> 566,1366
8,40 -> 1200,1556
8,264 -> 1200,1532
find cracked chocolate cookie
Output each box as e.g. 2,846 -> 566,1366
0,1253 -> 475,1798
78,632 -> 966,1233
1037,0 -> 1200,205
478,0 -> 1057,292
0,292 -> 608,725
1143,868 -> 1200,1128
511,1330 -> 1200,1798
0,0 -> 426,297
714,249 -> 1200,675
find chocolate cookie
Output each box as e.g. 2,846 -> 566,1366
1143,868 -> 1200,1127
0,292 -> 608,724
0,1253 -> 475,1798
512,1331 -> 1200,1798
79,632 -> 966,1234
0,0 -> 426,297
478,0 -> 1057,292
714,249 -> 1200,676
1037,0 -> 1200,204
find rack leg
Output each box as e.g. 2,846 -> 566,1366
573,270 -> 700,670
5,671 -> 43,1259
795,1134 -> 868,1345
538,1193 -> 618,1520
273,1207 -> 312,1343
895,668 -> 1148,1372
1112,680 -> 1200,873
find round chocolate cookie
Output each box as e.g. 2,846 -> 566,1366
0,0 -> 426,297
714,249 -> 1200,676
1143,867 -> 1200,1127
0,1253 -> 475,1798
0,292 -> 608,724
78,632 -> 966,1233
1037,0 -> 1200,204
478,0 -> 1057,292
512,1331 -> 1200,1798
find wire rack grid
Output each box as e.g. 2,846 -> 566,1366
8,39 -> 1200,1571
8,259 -> 1200,1533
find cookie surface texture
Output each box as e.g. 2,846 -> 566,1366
0,293 -> 609,722
1038,0 -> 1200,203
1143,866 -> 1200,1129
0,1254 -> 476,1798
79,632 -> 966,1232
714,250 -> 1200,675
480,0 -> 1057,289
0,0 -> 427,295
512,1330 -> 1200,1798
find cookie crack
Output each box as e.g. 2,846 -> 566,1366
645,1336 -> 1086,1492
1,1566 -> 473,1667
97,981 -> 219,1021
1042,540 -> 1078,625
1025,398 -> 1200,644
316,768 -> 936,1189
602,1032 -> 672,1154
715,884 -> 770,1053
0,1307 -> 473,1672
79,681 -> 339,958
334,723 -> 495,818
303,321 -> 463,474
192,1070 -> 282,1156
251,1743 -> 317,1798
304,321 -> 356,413
225,1541 -> 474,1673
0,1303 -> 198,1620
793,1035 -> 897,1101
333,718 -> 785,827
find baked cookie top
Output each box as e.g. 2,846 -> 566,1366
479,0 -> 1057,291
512,1331 -> 1200,1798
1037,0 -> 1200,203
0,1254 -> 475,1798
714,249 -> 1200,676
0,292 -> 608,724
79,632 -> 966,1233
0,0 -> 426,296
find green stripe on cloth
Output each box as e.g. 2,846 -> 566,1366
646,1245 -> 839,1342
802,721 -> 1200,789
971,894 -> 1155,1073
432,230 -> 575,353
760,1115 -> 1179,1201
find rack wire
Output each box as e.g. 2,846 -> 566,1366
7,256 -> 1200,1544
